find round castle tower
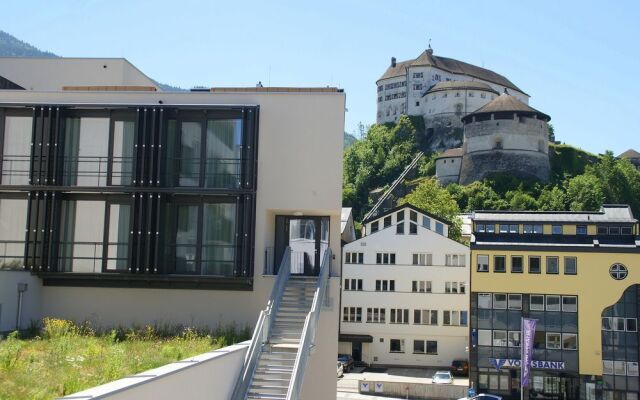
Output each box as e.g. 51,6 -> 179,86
458,93 -> 551,185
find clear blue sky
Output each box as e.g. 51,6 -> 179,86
2,0 -> 638,154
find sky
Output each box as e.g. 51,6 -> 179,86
2,0 -> 639,154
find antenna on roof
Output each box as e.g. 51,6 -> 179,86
427,38 -> 433,55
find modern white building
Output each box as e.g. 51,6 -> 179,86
338,204 -> 470,368
376,46 -> 528,125
0,57 -> 345,400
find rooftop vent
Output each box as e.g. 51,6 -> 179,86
391,57 -> 396,68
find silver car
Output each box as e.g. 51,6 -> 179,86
432,371 -> 454,384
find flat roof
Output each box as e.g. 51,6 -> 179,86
210,87 -> 342,93
472,205 -> 636,224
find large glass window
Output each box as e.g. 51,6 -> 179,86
0,198 -> 28,268
177,121 -> 202,187
63,117 -> 110,186
2,116 -> 32,185
110,120 -> 135,186
170,201 -> 237,276
59,200 -> 106,272
205,119 -> 242,188
105,203 -> 131,271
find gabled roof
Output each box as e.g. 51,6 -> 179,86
462,93 -> 550,122
424,80 -> 499,96
361,202 -> 451,226
619,149 -> 640,159
378,50 -> 526,95
436,148 -> 464,159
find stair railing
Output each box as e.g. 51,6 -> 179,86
230,247 -> 291,400
286,248 -> 332,400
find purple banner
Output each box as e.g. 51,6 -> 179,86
521,318 -> 537,388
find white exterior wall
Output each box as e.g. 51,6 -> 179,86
464,115 -> 549,155
435,156 -> 462,184
341,207 -> 470,368
0,89 -> 345,400
376,76 -> 407,123
422,88 -> 497,118
0,270 -> 42,332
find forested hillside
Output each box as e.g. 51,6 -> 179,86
343,115 -> 640,231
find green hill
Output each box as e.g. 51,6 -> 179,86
343,116 -> 640,220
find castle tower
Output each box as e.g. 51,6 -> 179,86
458,93 -> 551,184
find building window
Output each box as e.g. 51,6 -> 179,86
414,309 -> 438,325
412,280 -> 432,293
378,85 -> 383,92
396,222 -> 404,234
413,72 -> 423,79
546,332 -> 561,349
511,256 -> 523,273
609,226 -> 621,235
2,115 -> 33,185
478,293 -> 492,309
609,263 -> 628,280
509,225 -> 518,233
344,279 -> 363,291
562,333 -> 578,350
562,296 -> 577,312
485,224 -> 495,233
422,216 -> 431,229
415,101 -> 420,107
564,257 -> 577,274
499,224 -> 509,233
621,226 -> 633,235
342,307 -> 362,323
546,295 -> 561,311
546,256 -> 559,274
602,317 -> 613,330
627,318 -> 638,332
376,252 -> 396,265
530,295 -> 544,311
613,317 -> 626,331
529,256 -> 541,273
508,294 -> 522,310
383,216 -> 392,228
413,340 -> 425,354
390,308 -> 409,324
576,225 -> 587,235
480,93 -> 486,99
493,294 -> 507,309
412,253 -> 432,266
446,254 -> 466,267
413,84 -> 423,90
375,279 -> 395,292
508,331 -> 521,347
476,223 -> 485,233
435,222 -> 444,235
389,339 -> 405,353
478,330 -> 492,346
345,252 -> 364,264
371,221 -> 379,233
426,341 -> 438,355
494,256 -> 506,272
523,224 -> 543,234
0,198 -> 28,268
443,310 -> 462,326
469,92 -> 475,97
552,225 -> 563,235
493,330 -> 508,346
367,307 -> 385,323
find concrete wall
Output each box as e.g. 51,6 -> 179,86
359,379 -> 467,400
61,342 -> 249,400
0,270 -> 42,332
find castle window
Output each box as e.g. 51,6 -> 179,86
377,96 -> 382,103
455,92 -> 461,97
494,139 -> 503,149
413,72 -> 423,79
413,84 -> 423,90
469,92 -> 474,97
415,101 -> 420,107
378,85 -> 383,92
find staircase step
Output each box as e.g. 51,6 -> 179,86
247,392 -> 286,399
256,365 -> 294,373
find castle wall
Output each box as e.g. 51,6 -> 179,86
464,115 -> 549,155
435,156 -> 462,184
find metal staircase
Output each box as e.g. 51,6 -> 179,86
231,247 -> 332,400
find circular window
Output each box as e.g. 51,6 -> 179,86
609,263 -> 628,280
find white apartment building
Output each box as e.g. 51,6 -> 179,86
339,204 -> 470,368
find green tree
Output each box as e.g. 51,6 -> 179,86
565,174 -> 604,211
399,178 -> 462,241
537,186 -> 567,211
507,189 -> 538,211
461,181 -> 509,211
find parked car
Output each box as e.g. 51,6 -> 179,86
457,394 -> 502,400
337,354 -> 354,372
432,371 -> 454,384
450,359 -> 469,376
337,361 -> 344,377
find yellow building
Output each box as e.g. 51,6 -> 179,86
469,205 -> 640,400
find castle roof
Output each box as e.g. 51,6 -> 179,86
462,93 -> 551,123
619,149 -> 640,159
425,81 -> 499,96
377,50 -> 526,95
436,147 -> 464,159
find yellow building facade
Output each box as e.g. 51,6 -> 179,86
469,205 -> 640,400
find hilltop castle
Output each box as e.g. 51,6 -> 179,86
376,45 -> 551,184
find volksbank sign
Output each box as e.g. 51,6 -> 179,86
490,358 -> 565,371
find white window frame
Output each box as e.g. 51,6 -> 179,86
493,293 -> 507,309
493,330 -> 507,347
614,360 -> 626,376
508,294 -> 522,310
478,329 -> 492,346
546,332 -> 561,349
508,331 -> 521,347
389,338 -> 405,353
546,295 -> 561,311
603,360 -> 614,375
627,318 -> 638,332
530,295 -> 545,311
562,296 -> 577,312
477,255 -> 489,272
562,333 -> 577,350
478,293 -> 492,309
602,317 -> 612,331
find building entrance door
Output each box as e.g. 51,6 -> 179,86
274,216 -> 329,276
352,342 -> 362,362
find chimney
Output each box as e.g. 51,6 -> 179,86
391,57 -> 396,68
